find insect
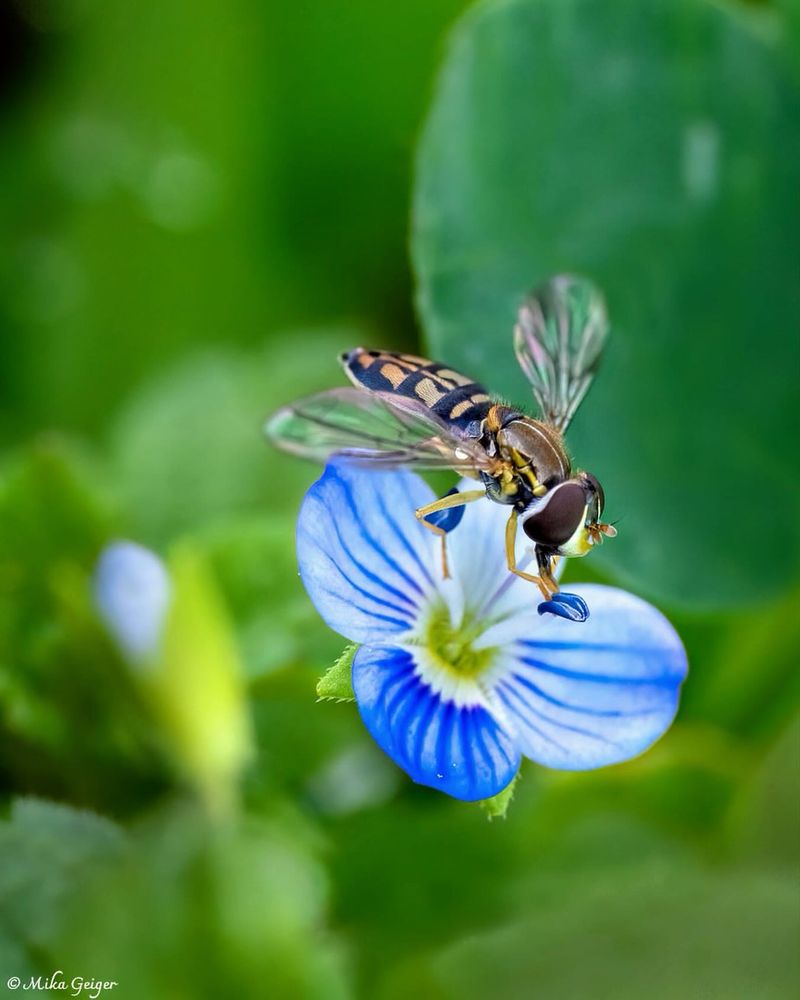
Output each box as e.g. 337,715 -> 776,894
266,274 -> 617,600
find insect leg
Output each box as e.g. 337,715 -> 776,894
415,489 -> 485,579
539,552 -> 561,596
504,509 -> 553,600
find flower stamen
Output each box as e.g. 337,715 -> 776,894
419,603 -> 495,678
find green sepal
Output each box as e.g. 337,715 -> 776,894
479,769 -> 521,820
316,644 -> 359,702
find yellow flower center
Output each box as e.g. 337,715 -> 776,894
419,604 -> 494,678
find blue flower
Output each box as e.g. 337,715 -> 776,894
94,541 -> 171,662
298,462 -> 688,801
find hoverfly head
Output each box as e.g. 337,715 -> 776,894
520,471 -> 615,558
580,471 -> 617,548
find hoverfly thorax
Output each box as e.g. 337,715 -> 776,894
493,414 -> 570,494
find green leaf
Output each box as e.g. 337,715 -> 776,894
479,770 -> 520,820
317,644 -> 359,702
413,0 -> 800,608
0,798 -> 124,953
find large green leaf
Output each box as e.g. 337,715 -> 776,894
413,0 -> 800,608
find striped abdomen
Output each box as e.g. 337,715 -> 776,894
341,348 -> 493,431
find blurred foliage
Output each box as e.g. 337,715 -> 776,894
109,330 -> 356,544
381,859 -> 799,999
0,799 -> 350,999
0,0 -> 467,440
0,441 -> 166,811
0,0 -> 797,997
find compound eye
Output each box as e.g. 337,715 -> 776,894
521,481 -> 586,547
583,472 -> 605,517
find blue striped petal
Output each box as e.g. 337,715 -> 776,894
297,462 -> 441,644
491,584 -> 687,770
353,644 -> 520,800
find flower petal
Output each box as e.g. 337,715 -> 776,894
94,541 -> 171,661
448,477 -> 565,622
297,462 -> 441,644
352,644 -> 520,801
446,481 -> 517,612
487,584 -> 688,770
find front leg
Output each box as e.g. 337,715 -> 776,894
415,489 -> 485,579
504,509 -> 558,600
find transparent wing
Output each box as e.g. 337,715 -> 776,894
265,387 -> 494,472
513,274 -> 609,432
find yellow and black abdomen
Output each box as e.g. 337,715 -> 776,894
341,348 -> 493,431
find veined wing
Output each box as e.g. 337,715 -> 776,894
265,387 -> 495,472
513,274 -> 609,432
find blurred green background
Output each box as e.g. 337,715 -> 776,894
0,0 -> 798,997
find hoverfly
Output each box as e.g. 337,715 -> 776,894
266,274 -> 616,600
